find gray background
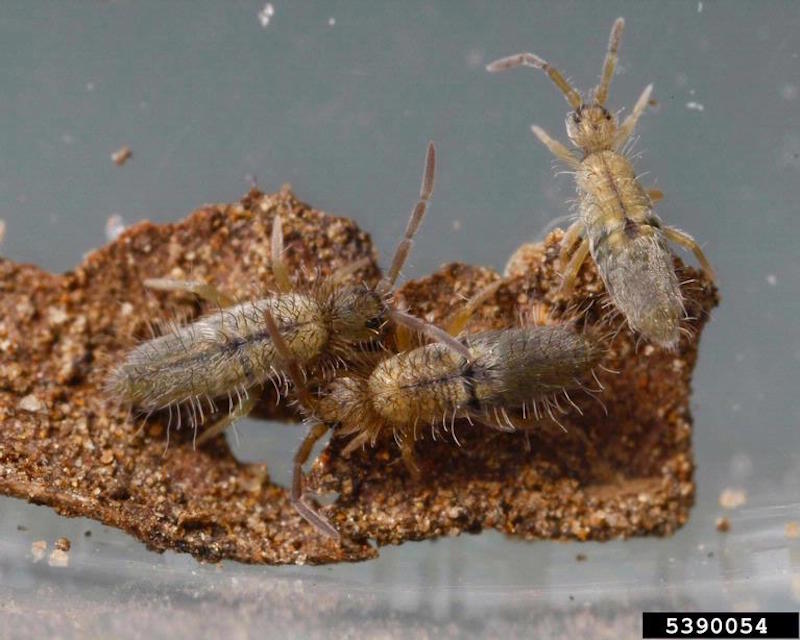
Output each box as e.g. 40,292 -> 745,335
1,1 -> 799,638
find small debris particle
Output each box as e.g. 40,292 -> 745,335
106,214 -> 126,242
328,17 -> 335,26
719,488 -> 747,510
685,101 -> 705,112
782,84 -> 798,101
575,553 -> 587,562
697,1 -> 703,12
258,3 -> 274,27
111,146 -> 132,166
55,537 -> 71,552
31,540 -> 47,562
84,530 -> 92,538
19,394 -> 44,413
48,548 -> 70,568
765,273 -> 777,286
0,219 -> 5,245
47,306 -> 69,325
786,521 -> 800,539
100,450 -> 115,465
716,516 -> 731,533
17,524 -> 27,531
452,219 -> 462,231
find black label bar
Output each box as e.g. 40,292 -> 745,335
642,612 -> 798,638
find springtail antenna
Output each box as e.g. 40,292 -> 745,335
595,17 -> 625,106
487,52 -> 582,110
380,141 -> 436,292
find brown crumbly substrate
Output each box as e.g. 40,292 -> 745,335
310,244 -> 717,545
0,189 -> 718,564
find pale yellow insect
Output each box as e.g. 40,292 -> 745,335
266,286 -> 605,539
487,17 -> 715,348
106,143 -> 469,452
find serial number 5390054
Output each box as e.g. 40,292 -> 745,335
665,616 -> 768,636
642,611 -> 798,638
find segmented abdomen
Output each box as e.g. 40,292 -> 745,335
577,151 -> 652,231
466,327 -> 603,408
577,150 -> 684,348
593,229 -> 684,348
367,343 -> 468,426
108,294 -> 327,410
367,326 -> 602,427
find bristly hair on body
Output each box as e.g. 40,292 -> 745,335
106,143 -> 469,450
265,282 -> 608,539
487,17 -> 715,349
